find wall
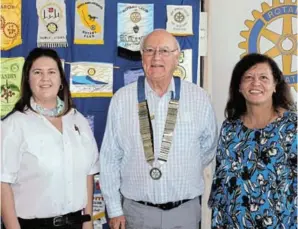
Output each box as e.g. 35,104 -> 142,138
202,0 -> 297,228
209,0 -> 297,126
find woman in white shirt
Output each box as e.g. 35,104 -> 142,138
1,48 -> 99,229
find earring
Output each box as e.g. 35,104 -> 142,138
59,84 -> 64,91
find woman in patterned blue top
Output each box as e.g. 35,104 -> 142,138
209,53 -> 297,229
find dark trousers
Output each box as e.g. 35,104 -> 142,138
1,209 -> 90,229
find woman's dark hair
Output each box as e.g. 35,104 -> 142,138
12,48 -> 73,116
225,53 -> 293,120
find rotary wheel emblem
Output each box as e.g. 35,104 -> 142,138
150,167 -> 162,180
10,64 -> 19,72
47,22 -> 58,34
130,12 -> 141,23
3,22 -> 19,39
174,11 -> 185,23
88,68 -> 96,76
90,25 -> 96,31
238,0 -> 297,91
173,66 -> 187,80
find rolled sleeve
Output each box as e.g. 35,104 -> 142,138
87,125 -> 100,175
89,158 -> 100,175
1,115 -> 24,183
1,174 -> 17,184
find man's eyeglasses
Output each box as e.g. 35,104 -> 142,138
142,47 -> 178,56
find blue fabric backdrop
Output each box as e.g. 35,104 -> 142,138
2,0 -> 200,150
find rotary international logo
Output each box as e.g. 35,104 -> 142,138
3,22 -> 19,39
87,68 -> 96,76
239,0 -> 297,91
130,11 -> 141,23
173,66 -> 186,80
174,11 -> 185,23
10,63 -> 19,72
47,22 -> 58,34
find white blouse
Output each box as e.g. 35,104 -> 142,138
1,108 -> 99,219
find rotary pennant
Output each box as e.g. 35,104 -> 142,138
36,0 -> 68,48
70,62 -> 113,97
74,0 -> 105,45
166,5 -> 193,36
0,0 -> 22,50
173,49 -> 193,82
0,57 -> 24,117
117,3 -> 153,52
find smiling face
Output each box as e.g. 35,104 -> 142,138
29,56 -> 61,107
239,63 -> 276,107
142,30 -> 180,85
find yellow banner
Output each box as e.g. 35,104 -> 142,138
0,57 -> 24,117
0,0 -> 22,50
74,0 -> 105,45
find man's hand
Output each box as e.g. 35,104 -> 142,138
109,215 -> 126,229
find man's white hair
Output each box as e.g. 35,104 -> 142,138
139,29 -> 181,55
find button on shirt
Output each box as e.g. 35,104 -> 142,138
100,78 -> 218,217
1,109 -> 99,218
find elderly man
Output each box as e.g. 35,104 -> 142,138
100,29 -> 218,229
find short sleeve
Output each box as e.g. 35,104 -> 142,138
1,114 -> 25,183
88,132 -> 100,175
77,113 -> 100,175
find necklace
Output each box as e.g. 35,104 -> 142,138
30,97 -> 65,117
137,76 -> 181,180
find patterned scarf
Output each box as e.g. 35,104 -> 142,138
30,96 -> 65,117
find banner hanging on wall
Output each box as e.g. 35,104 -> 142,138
36,0 -> 68,47
0,0 -> 22,50
92,174 -> 107,229
117,3 -> 153,52
0,57 -> 24,117
173,49 -> 193,82
70,62 -> 113,97
74,0 -> 105,45
124,68 -> 144,85
166,5 -> 193,36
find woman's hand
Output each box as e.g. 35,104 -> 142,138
82,220 -> 94,229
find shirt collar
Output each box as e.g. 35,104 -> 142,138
144,77 -> 176,98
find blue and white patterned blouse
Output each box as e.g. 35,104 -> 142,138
209,111 -> 297,229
